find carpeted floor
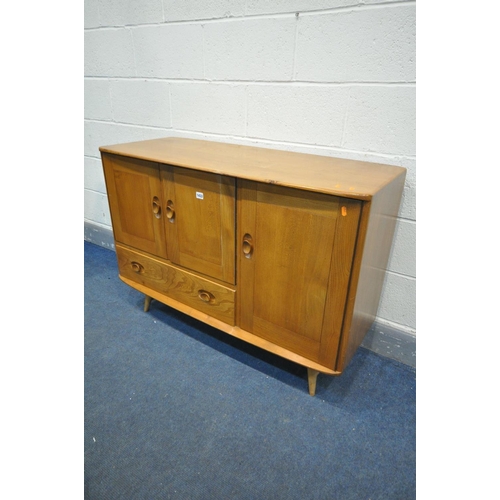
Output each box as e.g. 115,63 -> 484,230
84,241 -> 416,499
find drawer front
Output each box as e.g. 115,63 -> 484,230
116,244 -> 235,325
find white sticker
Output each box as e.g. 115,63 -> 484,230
196,192 -> 204,200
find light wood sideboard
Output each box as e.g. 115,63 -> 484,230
100,137 -> 406,396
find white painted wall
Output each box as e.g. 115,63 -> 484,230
84,0 -> 416,337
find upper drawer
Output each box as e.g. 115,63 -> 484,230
116,244 -> 235,325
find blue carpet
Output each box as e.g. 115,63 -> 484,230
84,241 -> 416,499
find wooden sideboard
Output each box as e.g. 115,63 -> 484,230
100,137 -> 406,396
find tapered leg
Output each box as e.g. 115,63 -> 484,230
307,368 -> 319,396
144,295 -> 152,312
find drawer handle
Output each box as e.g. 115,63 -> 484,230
198,290 -> 215,304
166,200 -> 175,223
131,261 -> 144,273
152,197 -> 161,218
242,233 -> 253,258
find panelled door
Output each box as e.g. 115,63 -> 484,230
161,166 -> 236,284
237,181 -> 361,367
102,153 -> 167,258
103,155 -> 236,284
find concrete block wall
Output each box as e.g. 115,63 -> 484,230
84,0 -> 416,362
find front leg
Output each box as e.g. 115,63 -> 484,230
307,368 -> 319,396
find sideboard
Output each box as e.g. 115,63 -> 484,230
100,137 -> 406,396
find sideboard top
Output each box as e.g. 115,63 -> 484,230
99,137 -> 406,200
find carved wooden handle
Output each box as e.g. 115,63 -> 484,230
152,197 -> 161,218
166,200 -> 175,222
131,261 -> 143,273
198,290 -> 214,303
242,233 -> 253,258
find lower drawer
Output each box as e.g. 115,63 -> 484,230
116,244 -> 235,325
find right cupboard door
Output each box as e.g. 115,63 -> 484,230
237,181 -> 362,367
161,166 -> 236,284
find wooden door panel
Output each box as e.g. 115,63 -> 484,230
253,316 -> 321,360
102,154 -> 167,258
238,181 -> 361,366
252,204 -> 336,342
162,166 -> 235,284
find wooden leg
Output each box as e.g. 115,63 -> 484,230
144,295 -> 152,312
307,368 -> 319,396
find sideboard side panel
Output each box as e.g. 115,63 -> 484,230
337,171 -> 406,371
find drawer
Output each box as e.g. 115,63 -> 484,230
116,244 -> 235,325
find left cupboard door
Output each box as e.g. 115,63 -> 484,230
101,153 -> 168,259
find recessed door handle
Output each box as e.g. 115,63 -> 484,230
242,233 -> 253,258
166,200 -> 175,223
152,197 -> 161,218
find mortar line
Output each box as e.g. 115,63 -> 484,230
291,13 -> 299,81
129,27 -> 138,78
85,119 -> 416,162
168,83 -> 173,129
245,85 -> 249,137
201,24 -> 206,80
84,76 -> 415,87
84,0 -> 415,30
107,78 -> 115,122
340,87 -> 352,148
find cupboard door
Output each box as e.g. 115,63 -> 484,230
102,154 -> 167,258
162,166 -> 236,284
237,181 -> 361,366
